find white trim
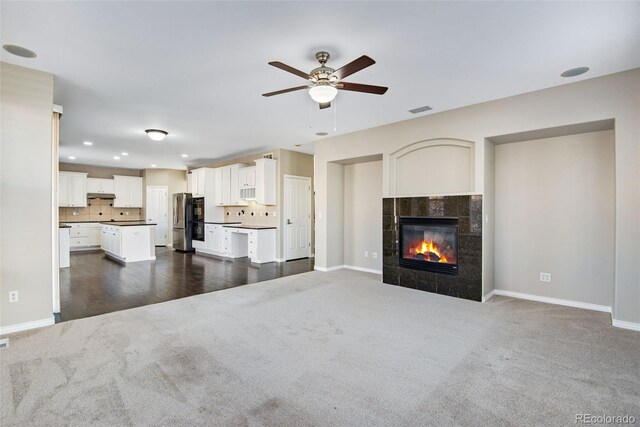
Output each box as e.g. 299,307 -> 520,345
275,257 -> 286,263
53,104 -> 63,114
0,316 -> 55,336
482,290 -> 496,303
493,290 -> 612,313
612,319 -> 640,332
314,265 -> 344,272
343,265 -> 382,275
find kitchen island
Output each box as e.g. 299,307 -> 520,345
100,221 -> 156,263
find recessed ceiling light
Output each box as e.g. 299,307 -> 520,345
121,152 -> 128,156
83,141 -> 93,146
561,67 -> 589,78
151,164 -> 157,168
2,44 -> 37,58
68,156 -> 76,160
315,132 -> 328,136
181,154 -> 188,158
113,156 -> 120,160
145,129 -> 168,141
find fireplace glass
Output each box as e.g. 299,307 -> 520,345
399,217 -> 459,275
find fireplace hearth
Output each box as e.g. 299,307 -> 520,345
399,217 -> 458,275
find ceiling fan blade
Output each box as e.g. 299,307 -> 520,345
340,82 -> 388,95
268,61 -> 310,79
319,102 -> 331,110
262,85 -> 309,97
332,55 -> 376,80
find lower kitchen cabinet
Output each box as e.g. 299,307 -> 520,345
69,223 -> 102,251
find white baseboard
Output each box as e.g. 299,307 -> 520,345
0,316 -> 55,336
612,319 -> 640,332
314,265 -> 344,272
482,290 -> 496,303
343,265 -> 382,275
275,258 -> 286,263
493,289 -> 612,313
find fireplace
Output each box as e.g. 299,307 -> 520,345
399,217 -> 459,275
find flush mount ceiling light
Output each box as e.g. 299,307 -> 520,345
2,44 -> 37,58
309,85 -> 338,104
83,141 -> 93,146
561,67 -> 590,78
145,129 -> 168,141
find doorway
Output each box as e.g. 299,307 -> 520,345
146,186 -> 168,246
284,175 -> 312,260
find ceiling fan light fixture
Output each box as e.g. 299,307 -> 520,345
309,85 -> 338,103
145,129 -> 168,141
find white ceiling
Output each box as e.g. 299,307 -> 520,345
2,1 -> 639,170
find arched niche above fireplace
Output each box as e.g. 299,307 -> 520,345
389,138 -> 474,196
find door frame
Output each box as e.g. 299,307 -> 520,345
146,185 -> 169,246
283,175 -> 312,261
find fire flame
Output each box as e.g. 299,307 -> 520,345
414,240 -> 448,263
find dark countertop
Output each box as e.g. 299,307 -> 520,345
59,224 -> 71,229
223,225 -> 277,230
205,221 -> 242,225
100,221 -> 157,227
63,219 -> 144,224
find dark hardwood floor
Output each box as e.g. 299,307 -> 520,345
57,248 -> 314,322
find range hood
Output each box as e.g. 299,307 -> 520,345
87,193 -> 116,199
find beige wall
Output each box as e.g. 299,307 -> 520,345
59,162 -> 141,178
142,168 -> 187,245
326,162 -> 345,267
314,69 -> 640,324
495,131 -> 615,307
1,63 -> 54,329
344,161 -> 383,272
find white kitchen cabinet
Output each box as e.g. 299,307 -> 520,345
239,166 -> 257,200
214,168 -> 223,206
69,222 -> 102,250
255,158 -> 277,205
221,167 -> 231,205
86,178 -> 114,194
196,222 -> 239,257
187,173 -> 195,194
113,175 -> 143,208
217,226 -> 276,263
59,172 -> 87,207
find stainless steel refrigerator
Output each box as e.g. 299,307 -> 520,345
172,193 -> 193,252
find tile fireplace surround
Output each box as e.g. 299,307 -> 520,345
383,195 -> 483,301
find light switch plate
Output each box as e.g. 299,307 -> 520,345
539,272 -> 551,283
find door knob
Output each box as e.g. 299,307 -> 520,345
287,219 -> 293,225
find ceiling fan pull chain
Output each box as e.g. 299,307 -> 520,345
309,97 -> 313,128
334,98 -> 337,131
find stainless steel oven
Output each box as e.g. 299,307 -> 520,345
192,197 -> 205,222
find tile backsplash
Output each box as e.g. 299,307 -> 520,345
224,201 -> 278,227
59,199 -> 142,222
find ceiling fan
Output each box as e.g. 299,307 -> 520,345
262,51 -> 388,109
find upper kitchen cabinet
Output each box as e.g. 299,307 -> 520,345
86,178 -> 114,194
191,168 -> 214,197
113,175 -> 143,208
59,172 -> 88,207
187,173 -> 195,194
217,164 -> 248,206
255,158 -> 277,205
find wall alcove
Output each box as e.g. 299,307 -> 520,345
388,139 -> 475,196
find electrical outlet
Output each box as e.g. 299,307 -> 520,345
0,338 -> 9,349
539,272 -> 551,283
372,252 -> 378,259
364,251 -> 369,258
9,291 -> 18,303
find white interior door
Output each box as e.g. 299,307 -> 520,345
284,176 -> 311,260
146,186 -> 168,246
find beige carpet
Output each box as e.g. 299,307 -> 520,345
1,269 -> 638,426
